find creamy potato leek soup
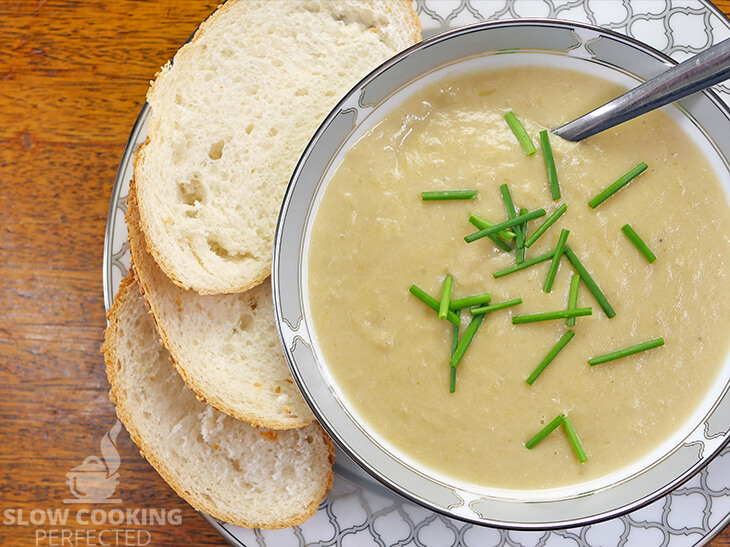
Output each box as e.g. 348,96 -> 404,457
307,66 -> 730,490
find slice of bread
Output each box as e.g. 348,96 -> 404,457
102,276 -> 335,529
127,182 -> 314,429
134,0 -> 421,294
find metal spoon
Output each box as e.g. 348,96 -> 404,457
554,38 -> 730,142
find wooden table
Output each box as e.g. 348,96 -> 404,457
1,2 -> 728,546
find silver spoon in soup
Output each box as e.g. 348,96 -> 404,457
554,38 -> 730,142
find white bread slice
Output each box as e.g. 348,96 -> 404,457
134,0 -> 421,294
127,182 -> 314,429
102,276 -> 334,529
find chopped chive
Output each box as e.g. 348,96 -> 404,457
588,162 -> 648,208
526,414 -> 589,461
525,415 -> 564,449
566,273 -> 581,327
543,229 -> 570,293
588,337 -> 664,366
409,285 -> 460,327
505,111 -> 536,156
470,297 -> 523,315
449,293 -> 491,310
562,414 -> 589,463
439,275 -> 453,320
499,184 -> 524,260
469,213 -> 516,240
516,207 -> 528,264
449,310 -> 460,393
564,247 -> 616,319
500,184 -> 521,241
449,313 -> 485,370
468,214 -> 513,252
512,308 -> 592,324
500,184 -> 518,219
465,209 -> 546,243
540,130 -> 561,200
621,224 -> 657,263
422,190 -> 478,201
493,249 -> 555,279
525,330 -> 575,385
525,204 -> 567,248
451,310 -> 461,355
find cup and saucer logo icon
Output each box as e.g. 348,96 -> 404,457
63,421 -> 123,504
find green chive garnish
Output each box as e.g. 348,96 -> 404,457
449,310 -> 460,393
470,298 -> 523,315
525,415 -> 564,449
469,213 -> 516,240
525,203 -> 567,248
621,224 -> 657,263
525,330 -> 575,385
409,285 -> 460,327
500,184 -> 518,220
588,162 -> 648,208
449,313 -> 485,370
516,207 -> 528,264
564,246 -> 616,319
588,337 -> 664,366
499,184 -> 524,262
526,414 -> 589,462
451,310 -> 460,355
562,414 -> 588,463
504,111 -> 536,156
465,209 -> 546,243
543,228 -> 570,293
449,293 -> 491,310
540,130 -> 560,200
512,308 -> 592,324
439,275 -> 453,320
422,190 -> 478,201
468,214 -> 513,252
566,273 -> 581,327
493,250 -> 556,279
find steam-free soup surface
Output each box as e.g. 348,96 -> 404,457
307,67 -> 730,489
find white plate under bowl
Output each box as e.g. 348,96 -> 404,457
272,18 -> 730,531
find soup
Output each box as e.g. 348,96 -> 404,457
307,67 -> 730,490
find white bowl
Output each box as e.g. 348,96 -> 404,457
272,19 -> 730,529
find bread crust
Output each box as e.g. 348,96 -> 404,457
102,277 -> 335,529
399,0 -> 424,44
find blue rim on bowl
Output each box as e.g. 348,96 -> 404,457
272,18 -> 730,530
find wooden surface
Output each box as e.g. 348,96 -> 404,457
0,1 -> 728,546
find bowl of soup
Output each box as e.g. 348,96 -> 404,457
272,19 -> 730,529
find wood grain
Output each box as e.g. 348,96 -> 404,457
0,1 -> 227,545
0,1 -> 728,546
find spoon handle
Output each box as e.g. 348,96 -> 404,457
554,38 -> 730,142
